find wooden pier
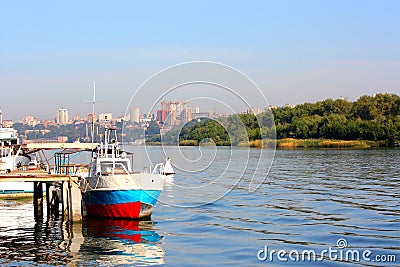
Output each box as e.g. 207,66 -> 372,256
0,142 -> 98,222
0,172 -> 83,221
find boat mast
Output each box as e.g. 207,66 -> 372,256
0,107 -> 3,128
86,82 -> 96,162
91,82 -> 96,147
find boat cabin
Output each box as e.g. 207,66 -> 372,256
89,127 -> 133,177
94,158 -> 132,176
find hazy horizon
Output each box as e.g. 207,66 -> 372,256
1,1 -> 399,121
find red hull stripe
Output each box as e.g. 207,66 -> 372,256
85,202 -> 143,218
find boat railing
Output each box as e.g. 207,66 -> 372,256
143,163 -> 165,175
41,163 -> 89,176
100,162 -> 131,176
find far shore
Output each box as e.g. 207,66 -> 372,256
145,138 -> 398,149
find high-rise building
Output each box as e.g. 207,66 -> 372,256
57,108 -> 69,124
167,110 -> 177,126
160,101 -> 190,125
157,110 -> 169,123
130,107 -> 140,123
181,109 -> 192,123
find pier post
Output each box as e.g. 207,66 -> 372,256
69,180 -> 82,222
46,183 -> 50,218
61,181 -> 69,219
54,186 -> 60,219
46,183 -> 56,219
33,182 -> 43,220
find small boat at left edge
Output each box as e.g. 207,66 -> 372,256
0,108 -> 34,195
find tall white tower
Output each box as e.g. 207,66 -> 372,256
130,107 -> 140,123
57,108 -> 69,124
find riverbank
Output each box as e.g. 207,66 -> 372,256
244,138 -> 384,149
146,138 -> 395,148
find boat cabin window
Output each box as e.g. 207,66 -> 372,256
0,147 -> 11,157
99,160 -> 129,175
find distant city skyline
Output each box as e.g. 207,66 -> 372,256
1,1 -> 399,121
1,102 -> 231,124
0,93 -> 394,123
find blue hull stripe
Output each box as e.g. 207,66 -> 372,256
82,190 -> 161,206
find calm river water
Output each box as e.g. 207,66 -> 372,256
0,147 -> 399,266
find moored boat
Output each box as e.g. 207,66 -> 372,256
80,127 -> 166,219
0,109 -> 33,195
0,129 -> 31,174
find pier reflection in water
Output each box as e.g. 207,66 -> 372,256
0,201 -> 164,266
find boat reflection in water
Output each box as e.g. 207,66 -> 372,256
75,219 -> 165,266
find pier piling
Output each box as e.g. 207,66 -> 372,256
33,181 -> 44,220
69,180 -> 83,221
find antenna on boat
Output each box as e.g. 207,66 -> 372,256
86,82 -> 96,152
91,81 -> 96,147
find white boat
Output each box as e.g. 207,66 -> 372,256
0,109 -> 33,194
80,127 -> 167,219
0,129 -> 30,174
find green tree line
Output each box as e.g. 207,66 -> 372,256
273,93 -> 400,146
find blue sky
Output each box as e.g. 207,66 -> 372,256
1,1 -> 399,120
